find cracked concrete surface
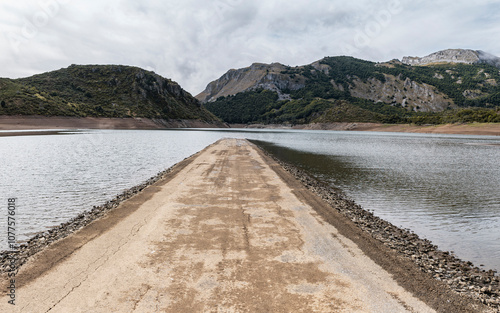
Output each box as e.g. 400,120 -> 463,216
1,139 -> 435,312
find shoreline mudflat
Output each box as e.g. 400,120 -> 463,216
233,122 -> 500,136
0,115 -> 227,131
1,115 -> 499,137
0,139 -> 494,312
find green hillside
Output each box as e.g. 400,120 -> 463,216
0,65 -> 218,122
205,89 -> 386,124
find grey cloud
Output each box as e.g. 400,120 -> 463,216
1,0 -> 500,94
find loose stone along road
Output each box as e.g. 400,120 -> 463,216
0,139 -> 466,312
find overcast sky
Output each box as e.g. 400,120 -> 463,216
1,0 -> 500,95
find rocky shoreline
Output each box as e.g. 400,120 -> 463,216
253,141 -> 500,311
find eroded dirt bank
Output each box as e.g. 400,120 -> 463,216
297,122 -> 500,136
0,139 -> 493,312
0,116 -> 227,130
233,122 -> 500,136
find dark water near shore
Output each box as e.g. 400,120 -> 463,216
1,128 -> 499,271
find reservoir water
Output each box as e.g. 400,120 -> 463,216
1,128 -> 499,271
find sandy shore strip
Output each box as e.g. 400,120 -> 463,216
233,122 -> 500,136
0,116 -> 227,130
1,115 -> 499,136
331,122 -> 500,136
0,139 -> 493,312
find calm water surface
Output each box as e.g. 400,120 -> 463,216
0,129 -> 499,271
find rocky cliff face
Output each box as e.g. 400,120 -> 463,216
402,49 -> 500,68
132,68 -> 200,108
349,74 -> 452,112
196,63 -> 305,103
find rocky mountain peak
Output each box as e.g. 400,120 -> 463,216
195,62 -> 301,103
402,49 -> 500,68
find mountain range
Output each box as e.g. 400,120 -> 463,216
198,49 -> 500,125
1,49 -> 500,126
